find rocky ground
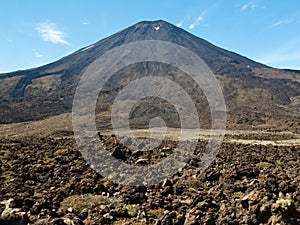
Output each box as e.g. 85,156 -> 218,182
0,133 -> 299,225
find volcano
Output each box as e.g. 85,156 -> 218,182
0,20 -> 299,131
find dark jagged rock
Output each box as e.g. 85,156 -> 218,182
0,135 -> 299,224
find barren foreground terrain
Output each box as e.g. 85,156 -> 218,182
0,114 -> 299,224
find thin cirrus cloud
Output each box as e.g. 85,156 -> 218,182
176,16 -> 189,27
188,3 -> 219,30
176,21 -> 184,28
271,19 -> 293,27
241,1 -> 256,11
36,22 -> 70,46
33,49 -> 43,58
176,16 -> 188,28
189,15 -> 204,29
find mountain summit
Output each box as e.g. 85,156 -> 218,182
0,20 -> 299,130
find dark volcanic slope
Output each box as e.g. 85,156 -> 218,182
0,20 -> 299,130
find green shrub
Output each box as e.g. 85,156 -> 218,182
126,204 -> 139,217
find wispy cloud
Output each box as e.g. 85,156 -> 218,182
36,22 -> 70,45
241,1 -> 256,11
271,19 -> 293,27
176,16 -> 189,28
184,3 -> 219,30
33,49 -> 43,58
176,21 -> 184,28
189,12 -> 205,29
82,22 -> 89,25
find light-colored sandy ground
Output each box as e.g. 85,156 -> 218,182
0,113 -> 72,138
225,138 -> 300,146
101,128 -> 300,146
0,113 -> 299,146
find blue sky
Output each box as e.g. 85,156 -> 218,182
1,0 -> 300,73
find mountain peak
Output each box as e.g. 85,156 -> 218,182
133,20 -> 174,29
108,19 -> 182,44
0,20 -> 299,129
97,19 -> 263,72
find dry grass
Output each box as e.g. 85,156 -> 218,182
0,111 -> 299,147
59,194 -> 119,213
114,218 -> 150,225
54,148 -> 68,156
